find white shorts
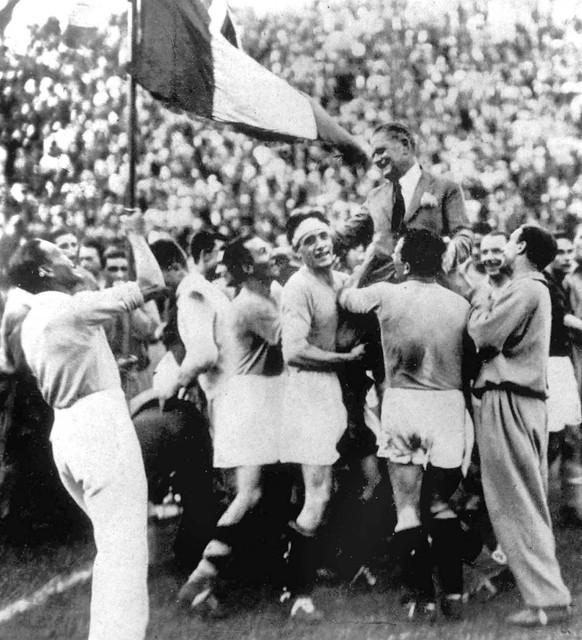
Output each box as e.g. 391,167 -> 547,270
279,368 -> 347,466
378,388 -> 470,469
547,356 -> 582,433
211,374 -> 285,468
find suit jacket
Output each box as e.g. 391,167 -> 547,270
343,169 -> 471,285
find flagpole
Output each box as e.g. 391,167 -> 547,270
127,0 -> 138,209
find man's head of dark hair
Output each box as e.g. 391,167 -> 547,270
285,209 -> 329,246
103,246 -> 128,264
518,225 -> 557,271
554,231 -> 573,243
472,221 -> 493,236
7,239 -> 50,294
80,238 -> 105,267
374,122 -> 416,151
149,239 -> 187,271
221,237 -> 254,285
189,230 -> 224,263
400,228 -> 446,277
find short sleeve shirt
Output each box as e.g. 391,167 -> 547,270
281,266 -> 348,363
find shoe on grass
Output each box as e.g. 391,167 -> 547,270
401,597 -> 437,623
177,561 -> 217,609
290,596 -> 324,622
506,605 -> 573,627
350,564 -> 378,588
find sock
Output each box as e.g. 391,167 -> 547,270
197,523 -> 241,576
391,526 -> 434,601
284,522 -> 318,597
430,518 -> 464,596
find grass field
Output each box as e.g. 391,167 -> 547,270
1,476 -> 581,640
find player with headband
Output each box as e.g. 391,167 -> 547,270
279,209 -> 365,620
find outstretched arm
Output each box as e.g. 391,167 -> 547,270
441,183 -> 473,272
122,210 -> 165,290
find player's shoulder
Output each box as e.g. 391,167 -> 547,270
283,266 -> 308,291
30,290 -> 69,309
178,271 -> 227,302
435,282 -> 470,309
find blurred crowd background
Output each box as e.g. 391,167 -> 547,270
0,0 -> 581,249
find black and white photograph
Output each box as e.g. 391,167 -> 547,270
0,0 -> 581,638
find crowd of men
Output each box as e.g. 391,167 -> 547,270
2,122 -> 582,639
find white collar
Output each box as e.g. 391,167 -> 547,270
397,162 -> 422,210
399,162 -> 422,189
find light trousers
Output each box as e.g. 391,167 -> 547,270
476,389 -> 570,608
52,389 -> 149,640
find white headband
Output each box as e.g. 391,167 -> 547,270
292,218 -> 330,250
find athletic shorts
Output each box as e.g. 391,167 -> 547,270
211,374 -> 285,468
378,388 -> 469,469
279,368 -> 347,466
547,356 -> 582,433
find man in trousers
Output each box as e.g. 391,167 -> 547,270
468,224 -> 572,627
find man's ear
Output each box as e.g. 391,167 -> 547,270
38,266 -> 53,279
242,263 -> 253,275
402,261 -> 411,276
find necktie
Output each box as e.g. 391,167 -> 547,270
390,176 -> 405,234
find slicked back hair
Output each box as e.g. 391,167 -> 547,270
373,122 -> 416,151
7,239 -> 50,294
189,230 -> 224,263
400,228 -> 446,278
519,225 -> 557,271
221,237 -> 254,285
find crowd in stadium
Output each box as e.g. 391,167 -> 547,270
0,0 -> 581,247
1,0 -> 582,638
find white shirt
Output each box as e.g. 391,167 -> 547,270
21,283 -> 144,409
176,271 -> 234,400
398,161 -> 422,212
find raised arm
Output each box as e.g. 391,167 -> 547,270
122,210 -> 165,289
441,183 -> 473,272
338,281 -> 384,314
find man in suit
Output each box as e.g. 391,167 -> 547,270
343,122 -> 472,286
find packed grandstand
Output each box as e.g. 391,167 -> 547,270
0,0 -> 581,246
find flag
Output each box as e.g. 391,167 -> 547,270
132,0 -> 368,167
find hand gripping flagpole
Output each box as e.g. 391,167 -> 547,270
127,0 -> 138,209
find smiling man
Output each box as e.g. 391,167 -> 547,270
279,209 -> 365,620
341,122 -> 471,286
468,225 -> 572,628
178,235 -> 285,615
479,231 -> 510,291
6,215 -> 167,640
